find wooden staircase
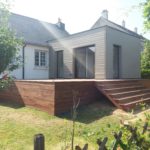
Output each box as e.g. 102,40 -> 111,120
96,80 -> 150,111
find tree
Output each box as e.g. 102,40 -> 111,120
0,0 -> 22,75
143,0 -> 150,31
141,1 -> 150,78
0,0 -> 22,90
141,40 -> 150,78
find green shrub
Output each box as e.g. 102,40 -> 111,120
0,76 -> 13,90
141,69 -> 150,78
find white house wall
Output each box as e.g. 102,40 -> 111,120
106,26 -> 141,79
50,27 -> 106,79
11,45 -> 49,80
24,45 -> 49,79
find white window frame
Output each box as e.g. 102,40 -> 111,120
34,50 -> 48,68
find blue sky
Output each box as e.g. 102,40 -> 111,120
10,0 -> 149,39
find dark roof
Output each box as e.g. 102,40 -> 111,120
91,17 -> 144,39
8,13 -> 69,46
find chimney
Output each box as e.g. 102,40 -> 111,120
122,20 -> 125,28
134,27 -> 138,33
101,10 -> 108,19
56,18 -> 65,30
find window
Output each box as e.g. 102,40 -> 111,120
35,51 -> 39,66
34,50 -> 47,67
40,52 -> 46,66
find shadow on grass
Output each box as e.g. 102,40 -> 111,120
0,100 -> 24,109
58,98 -> 116,124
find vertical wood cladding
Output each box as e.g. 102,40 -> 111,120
50,28 -> 106,79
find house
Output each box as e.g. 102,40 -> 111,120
1,10 -> 150,114
9,10 -> 144,80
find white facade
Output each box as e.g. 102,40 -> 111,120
10,45 -> 49,80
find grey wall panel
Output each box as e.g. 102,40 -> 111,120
106,27 -> 141,79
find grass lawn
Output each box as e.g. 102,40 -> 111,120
0,100 -> 149,150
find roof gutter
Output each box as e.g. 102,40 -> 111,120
25,40 -> 49,48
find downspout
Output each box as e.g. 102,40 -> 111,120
22,43 -> 27,79
48,47 -> 50,79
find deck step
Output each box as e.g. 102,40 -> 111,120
116,93 -> 150,104
97,81 -> 141,88
103,86 -> 145,93
97,80 -> 138,85
95,80 -> 150,111
110,89 -> 150,98
97,83 -> 141,89
120,97 -> 150,111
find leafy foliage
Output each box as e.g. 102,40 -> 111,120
141,40 -> 150,78
141,1 -> 150,78
0,76 -> 13,90
75,104 -> 150,150
143,0 -> 150,31
0,0 -> 22,75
